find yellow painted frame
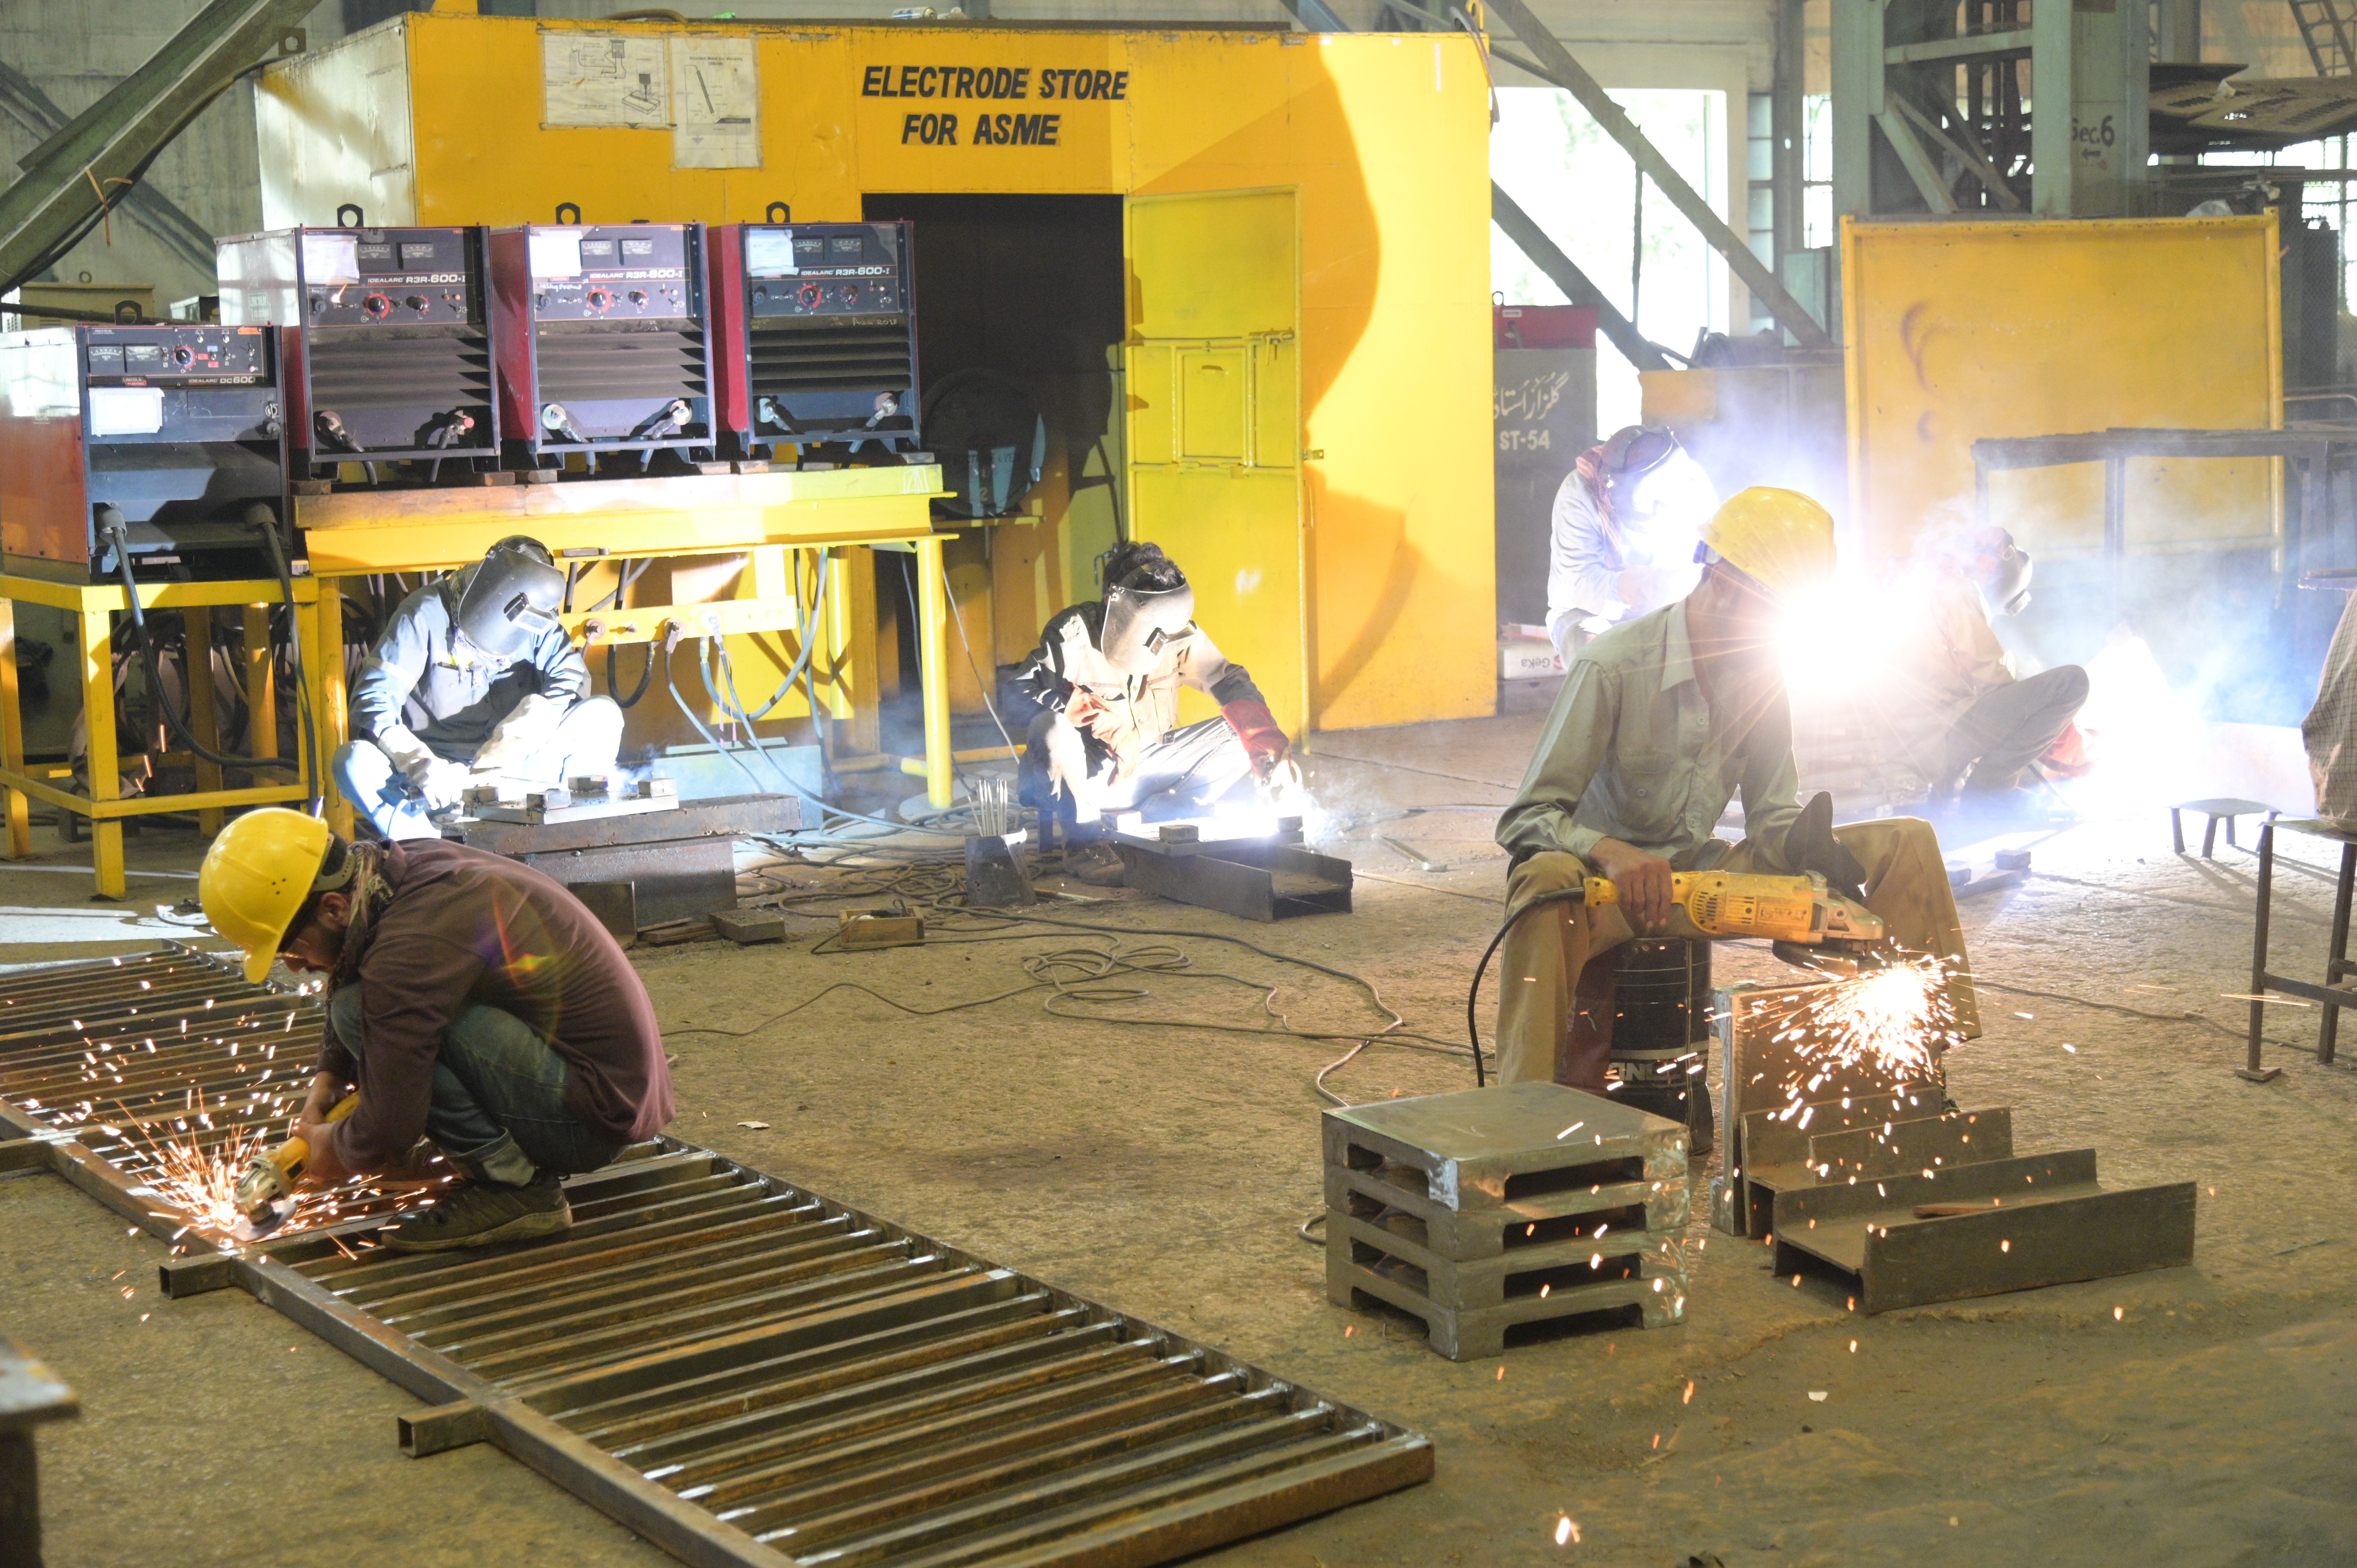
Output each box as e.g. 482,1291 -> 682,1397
0,574 -> 327,899
1842,214 -> 2283,563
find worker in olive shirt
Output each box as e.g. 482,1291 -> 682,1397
1493,487 -> 1980,1091
198,807 -> 672,1252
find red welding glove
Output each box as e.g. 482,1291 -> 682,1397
1222,699 -> 1290,780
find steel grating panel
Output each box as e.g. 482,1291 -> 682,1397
0,948 -> 1431,1567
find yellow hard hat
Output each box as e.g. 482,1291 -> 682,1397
1700,486 -> 1838,602
199,808 -> 331,984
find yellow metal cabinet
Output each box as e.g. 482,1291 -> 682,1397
255,15 -> 1496,735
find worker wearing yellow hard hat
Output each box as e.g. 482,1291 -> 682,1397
197,807 -> 672,1254
1490,486 -> 1979,1111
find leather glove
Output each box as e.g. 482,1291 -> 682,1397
1782,790 -> 1868,899
1041,713 -> 1103,825
1221,699 -> 1289,780
469,694 -> 564,778
376,725 -> 469,810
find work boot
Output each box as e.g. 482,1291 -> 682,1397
377,1172 -> 571,1253
1062,841 -> 1128,887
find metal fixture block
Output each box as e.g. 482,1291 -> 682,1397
1323,1083 -> 1686,1213
1326,1245 -> 1683,1361
1769,1150 -> 2197,1313
1324,1206 -> 1684,1313
1732,1106 -> 2013,1240
1322,1162 -> 1689,1261
710,908 -> 786,945
1111,830 -> 1352,922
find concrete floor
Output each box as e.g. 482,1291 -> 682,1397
5,708 -> 2357,1566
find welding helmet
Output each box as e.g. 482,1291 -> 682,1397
1594,426 -> 1682,516
1100,575 -> 1196,675
1977,528 -> 2034,616
200,808 -> 334,984
1698,487 -> 1838,602
450,537 -> 564,657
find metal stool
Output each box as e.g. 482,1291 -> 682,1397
2243,816 -> 2357,1082
1609,938 -> 1715,1154
2172,798 -> 2274,859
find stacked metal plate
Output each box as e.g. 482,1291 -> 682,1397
1710,980 -> 2197,1314
1322,1082 -> 1689,1360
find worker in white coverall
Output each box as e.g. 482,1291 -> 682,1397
1546,426 -> 1719,660
332,535 -> 622,841
1011,540 -> 1296,884
1495,487 -> 1980,1092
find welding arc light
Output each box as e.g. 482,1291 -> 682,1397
541,403 -> 571,432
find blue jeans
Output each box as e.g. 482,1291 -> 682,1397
328,986 -> 624,1184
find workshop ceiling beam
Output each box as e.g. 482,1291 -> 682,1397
0,0 -> 316,297
1482,0 -> 1834,348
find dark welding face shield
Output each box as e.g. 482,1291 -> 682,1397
451,539 -> 565,657
1979,531 -> 2034,616
1100,581 -> 1196,675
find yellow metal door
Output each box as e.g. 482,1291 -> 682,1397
1124,188 -> 1304,734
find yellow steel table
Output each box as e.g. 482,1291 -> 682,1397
0,572 -> 327,899
297,466 -> 962,815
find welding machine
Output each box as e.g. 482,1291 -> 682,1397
216,215 -> 497,482
488,214 -> 715,471
709,214 -> 919,461
0,323 -> 288,581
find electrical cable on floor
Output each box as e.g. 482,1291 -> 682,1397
1461,885 -> 1589,1088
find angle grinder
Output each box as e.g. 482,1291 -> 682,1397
233,1092 -> 358,1225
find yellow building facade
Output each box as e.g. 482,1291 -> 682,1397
254,12 -> 1495,737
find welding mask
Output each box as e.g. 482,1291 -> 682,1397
1595,427 -> 1681,517
1099,581 -> 1197,675
451,539 -> 565,658
1979,533 -> 2034,616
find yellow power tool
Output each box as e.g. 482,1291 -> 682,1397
1583,869 -> 1885,952
233,1093 -> 358,1224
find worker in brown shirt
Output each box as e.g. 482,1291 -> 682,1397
198,808 -> 673,1252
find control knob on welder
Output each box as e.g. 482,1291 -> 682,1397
585,288 -> 613,313
307,294 -> 325,316
838,283 -> 860,305
628,290 -> 647,308
170,344 -> 193,367
405,295 -> 429,313
362,293 -> 391,318
797,282 -> 823,309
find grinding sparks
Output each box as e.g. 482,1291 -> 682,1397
1771,956 -> 1957,1088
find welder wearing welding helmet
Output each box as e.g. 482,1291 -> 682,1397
1008,541 -> 1292,883
1493,487 -> 1982,1093
331,535 -> 623,841
1544,425 -> 1719,659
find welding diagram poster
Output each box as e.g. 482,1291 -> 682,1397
542,32 -> 671,128
670,36 -> 760,168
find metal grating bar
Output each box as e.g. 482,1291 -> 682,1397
0,947 -> 1431,1568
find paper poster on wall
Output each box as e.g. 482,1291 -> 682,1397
670,36 -> 759,168
543,32 -> 670,128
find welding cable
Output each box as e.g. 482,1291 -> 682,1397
660,627 -> 774,797
1462,884 -> 1591,1089
697,551 -> 834,722
605,640 -> 657,708
938,551 -> 1019,758
102,510 -> 321,812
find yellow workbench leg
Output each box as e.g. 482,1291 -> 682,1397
243,604 -> 278,766
184,608 -> 224,839
913,535 -> 952,810
0,598 -> 27,860
80,606 -> 123,901
312,586 -> 352,837
837,546 -> 881,752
